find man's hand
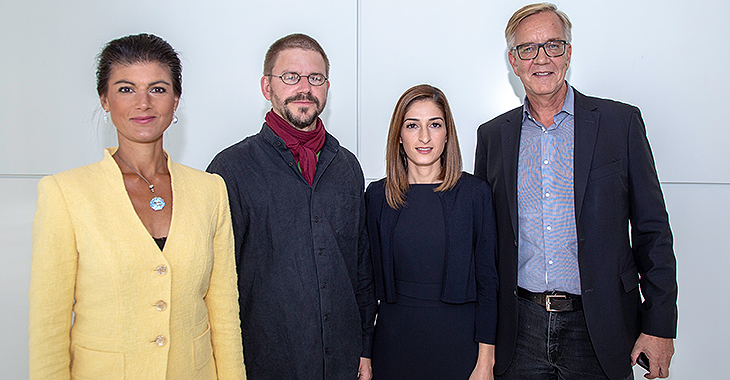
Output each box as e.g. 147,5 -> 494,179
358,357 -> 372,380
631,333 -> 674,379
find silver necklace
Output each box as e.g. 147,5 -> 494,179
117,154 -> 167,211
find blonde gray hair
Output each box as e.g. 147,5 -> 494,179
505,3 -> 572,49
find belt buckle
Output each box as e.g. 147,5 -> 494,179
545,294 -> 567,312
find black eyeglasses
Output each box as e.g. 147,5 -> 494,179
512,40 -> 568,60
267,72 -> 328,86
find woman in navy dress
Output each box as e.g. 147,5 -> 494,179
366,84 -> 498,379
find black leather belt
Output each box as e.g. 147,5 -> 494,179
518,287 -> 582,312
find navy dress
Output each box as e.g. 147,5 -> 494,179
371,184 -> 478,379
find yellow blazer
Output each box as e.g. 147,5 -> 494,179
29,148 -> 246,380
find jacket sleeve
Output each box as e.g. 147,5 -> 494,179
29,176 -> 77,380
207,156 -> 248,269
474,180 -> 499,344
205,174 -> 247,379
626,109 -> 677,338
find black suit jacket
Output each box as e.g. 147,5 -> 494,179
474,88 -> 677,380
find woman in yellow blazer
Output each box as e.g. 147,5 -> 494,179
28,34 -> 246,380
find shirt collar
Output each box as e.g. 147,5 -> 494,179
522,82 -> 574,123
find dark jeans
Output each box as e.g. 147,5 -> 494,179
497,297 -> 633,380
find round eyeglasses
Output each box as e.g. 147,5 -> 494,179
512,40 -> 568,60
267,72 -> 328,86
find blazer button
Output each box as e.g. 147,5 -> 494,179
154,300 -> 167,311
153,335 -> 167,347
155,265 -> 167,276
514,240 -> 518,247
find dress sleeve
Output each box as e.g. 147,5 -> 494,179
29,176 -> 78,380
205,174 -> 247,379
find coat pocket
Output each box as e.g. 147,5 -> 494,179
192,323 -> 214,370
71,344 -> 124,380
325,193 -> 361,239
589,159 -> 623,181
620,266 -> 640,293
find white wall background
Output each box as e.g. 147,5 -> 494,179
1,0 -> 726,378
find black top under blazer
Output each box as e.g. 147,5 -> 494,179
474,88 -> 677,380
365,173 -> 499,344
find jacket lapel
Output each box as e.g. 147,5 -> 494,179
573,90 -> 600,224
501,110 -> 522,239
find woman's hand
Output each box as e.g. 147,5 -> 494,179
469,343 -> 495,380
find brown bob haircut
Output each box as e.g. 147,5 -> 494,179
385,84 -> 462,209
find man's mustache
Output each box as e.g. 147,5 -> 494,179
285,93 -> 320,108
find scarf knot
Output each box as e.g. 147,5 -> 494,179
265,110 -> 326,186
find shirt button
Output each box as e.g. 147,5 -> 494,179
322,282 -> 327,289
318,248 -> 323,255
153,335 -> 167,347
323,314 -> 330,322
548,260 -> 554,265
155,265 -> 167,275
545,192 -> 551,198
288,161 -> 294,167
325,347 -> 331,355
546,226 -> 552,231
154,300 -> 167,311
314,216 -> 319,223
543,160 -> 549,165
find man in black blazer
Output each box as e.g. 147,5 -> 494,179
474,3 -> 677,380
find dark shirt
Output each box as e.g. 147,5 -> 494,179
393,184 -> 445,287
207,124 -> 376,380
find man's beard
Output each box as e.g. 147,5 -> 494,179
282,93 -> 323,130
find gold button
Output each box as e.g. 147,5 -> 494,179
155,265 -> 167,275
153,335 -> 166,346
154,300 -> 167,311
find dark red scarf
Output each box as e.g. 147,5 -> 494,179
265,110 -> 326,186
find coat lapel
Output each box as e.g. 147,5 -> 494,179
573,90 -> 600,224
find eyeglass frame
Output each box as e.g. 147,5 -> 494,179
266,72 -> 328,86
511,40 -> 569,60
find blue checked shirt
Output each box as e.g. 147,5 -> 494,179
517,85 -> 580,295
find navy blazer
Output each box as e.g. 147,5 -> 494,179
475,88 -> 677,380
365,173 -> 499,344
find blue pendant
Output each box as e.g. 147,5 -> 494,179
150,196 -> 165,211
